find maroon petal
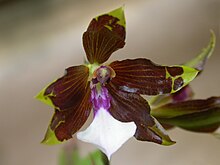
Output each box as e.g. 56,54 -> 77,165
44,65 -> 92,141
51,86 -> 91,141
45,65 -> 90,110
83,13 -> 125,64
106,82 -> 168,144
110,58 -> 196,95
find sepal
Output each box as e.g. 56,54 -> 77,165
83,7 -> 126,64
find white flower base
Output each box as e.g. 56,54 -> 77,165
77,107 -> 136,159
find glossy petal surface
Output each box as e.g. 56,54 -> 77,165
77,107 -> 136,160
152,97 -> 220,132
50,86 -> 91,142
38,65 -> 92,143
149,31 -> 216,107
44,65 -> 90,110
83,7 -> 125,64
106,82 -> 174,145
110,58 -> 198,95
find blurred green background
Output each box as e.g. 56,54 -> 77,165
0,0 -> 219,165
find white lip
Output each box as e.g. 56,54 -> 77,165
77,107 -> 137,160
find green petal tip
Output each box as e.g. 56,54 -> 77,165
170,66 -> 199,93
35,89 -> 54,107
150,117 -> 176,146
162,139 -> 176,146
41,127 -> 63,145
108,6 -> 125,27
35,80 -> 57,108
181,66 -> 199,85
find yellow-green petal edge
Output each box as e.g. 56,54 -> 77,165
165,66 -> 199,93
35,80 -> 57,108
149,117 -> 176,146
41,127 -> 63,145
95,6 -> 126,28
108,6 -> 125,27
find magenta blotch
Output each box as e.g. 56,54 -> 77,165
91,86 -> 111,114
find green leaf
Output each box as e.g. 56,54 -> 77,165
184,30 -> 216,71
152,97 -> 220,133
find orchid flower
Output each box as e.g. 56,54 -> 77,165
36,7 -> 199,159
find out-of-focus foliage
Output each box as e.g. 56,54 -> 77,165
59,147 -> 109,165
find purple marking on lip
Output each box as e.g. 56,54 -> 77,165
91,86 -> 111,115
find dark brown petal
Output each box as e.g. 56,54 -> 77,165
45,65 -> 89,110
51,85 -> 92,141
83,14 -> 125,64
106,82 -> 165,144
42,65 -> 92,141
110,58 -> 197,95
167,67 -> 183,77
173,77 -> 184,91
